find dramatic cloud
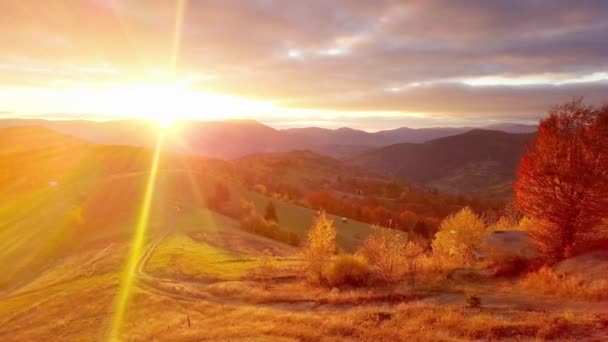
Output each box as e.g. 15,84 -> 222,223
0,0 -> 606,128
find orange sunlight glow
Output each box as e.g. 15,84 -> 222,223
104,80 -> 275,122
0,81 -> 276,123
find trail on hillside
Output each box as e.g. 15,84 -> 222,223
133,234 -> 608,315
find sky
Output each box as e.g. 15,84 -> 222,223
0,0 -> 607,130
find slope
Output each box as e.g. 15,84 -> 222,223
349,129 -> 535,194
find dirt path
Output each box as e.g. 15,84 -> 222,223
132,235 -> 608,316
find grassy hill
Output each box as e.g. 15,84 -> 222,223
0,127 -> 376,292
3,126 -> 608,342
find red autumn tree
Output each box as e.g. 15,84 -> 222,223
515,99 -> 608,259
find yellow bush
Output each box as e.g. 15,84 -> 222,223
358,226 -> 409,282
432,207 -> 486,264
304,211 -> 337,284
488,216 -> 516,231
323,254 -> 371,288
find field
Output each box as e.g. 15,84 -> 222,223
2,135 -> 608,341
3,225 -> 608,341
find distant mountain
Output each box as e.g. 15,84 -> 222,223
348,129 -> 536,195
283,123 -> 536,146
483,123 -> 538,133
282,126 -> 473,146
0,118 -> 536,160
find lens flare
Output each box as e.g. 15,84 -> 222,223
108,131 -> 164,341
108,1 -> 187,339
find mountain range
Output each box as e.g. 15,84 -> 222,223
0,118 -> 537,196
0,118 -> 536,159
348,129 -> 535,196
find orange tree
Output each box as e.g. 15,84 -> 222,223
515,100 -> 608,259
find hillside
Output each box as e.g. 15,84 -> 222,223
0,126 -> 85,154
0,128 -> 376,291
0,118 -> 536,159
349,129 -> 535,195
2,124 -> 608,342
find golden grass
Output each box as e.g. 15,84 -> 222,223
521,266 -> 608,301
2,239 -> 608,342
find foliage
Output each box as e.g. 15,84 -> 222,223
432,207 -> 487,264
253,184 -> 267,195
578,219 -> 608,250
487,216 -> 517,231
399,210 -> 418,232
466,293 -> 481,308
303,210 -> 337,284
207,182 -> 231,209
264,201 -> 278,222
403,241 -> 425,284
486,254 -> 531,277
515,100 -> 608,259
240,199 -> 255,217
358,226 -> 409,282
516,216 -> 535,231
323,254 -> 371,288
240,212 -> 299,246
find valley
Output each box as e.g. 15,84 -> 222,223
1,121 -> 607,341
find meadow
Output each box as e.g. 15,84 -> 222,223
2,117 -> 608,341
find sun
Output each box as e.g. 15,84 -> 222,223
98,79 -> 277,124
156,115 -> 175,128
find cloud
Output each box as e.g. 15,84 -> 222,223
0,0 -> 607,126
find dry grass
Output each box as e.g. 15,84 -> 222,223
3,241 -> 608,341
521,266 -> 608,301
118,291 -> 605,342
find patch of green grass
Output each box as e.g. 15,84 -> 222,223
145,234 -> 258,281
234,188 -> 374,252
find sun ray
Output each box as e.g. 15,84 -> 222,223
107,131 -> 164,341
107,1 -> 189,339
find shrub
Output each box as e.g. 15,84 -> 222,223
486,254 -> 530,277
264,201 -> 278,222
253,184 -> 267,195
240,199 -> 255,216
240,212 -> 299,246
358,226 -> 409,283
303,211 -> 337,284
488,216 -> 516,231
432,207 -> 487,265
466,293 -> 481,308
403,241 -> 425,284
323,254 -> 371,288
